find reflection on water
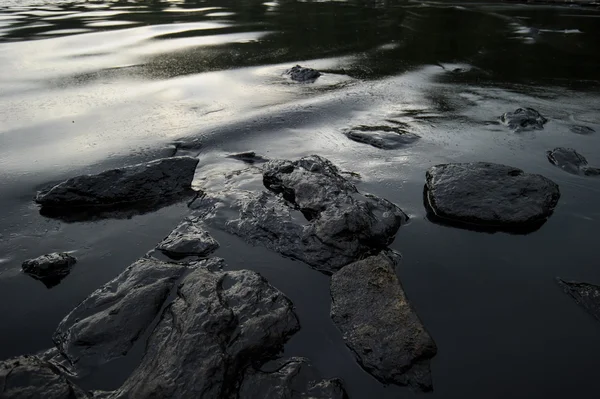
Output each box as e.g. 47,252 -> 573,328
1,0 -> 600,398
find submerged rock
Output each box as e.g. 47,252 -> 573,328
344,125 -> 420,150
425,162 -> 560,230
330,253 -> 437,392
53,257 -> 190,372
557,278 -> 600,322
111,265 -> 300,398
35,157 -> 199,208
570,125 -> 595,135
0,355 -> 88,399
285,65 -> 321,83
239,357 -> 347,399
218,155 -> 407,272
21,252 -> 76,288
156,218 -> 219,259
500,107 -> 547,131
227,151 -> 269,164
546,147 -> 600,176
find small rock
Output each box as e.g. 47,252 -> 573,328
22,252 -> 76,288
35,156 -> 199,208
156,218 -> 219,259
500,107 -> 547,131
345,125 -> 420,149
53,257 -> 190,372
285,65 -> 321,83
330,253 -> 437,392
557,278 -> 600,322
425,162 -> 560,230
111,265 -> 299,398
546,147 -> 600,176
239,357 -> 347,398
570,125 -> 595,135
0,355 -> 89,398
227,151 -> 269,164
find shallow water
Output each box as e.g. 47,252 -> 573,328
1,0 -> 600,397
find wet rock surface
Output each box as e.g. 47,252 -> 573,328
285,65 -> 321,83
111,264 -> 300,398
570,125 -> 595,135
425,162 -> 560,230
500,107 -> 547,131
216,155 -> 407,272
35,157 -> 199,208
227,151 -> 269,164
21,252 -> 76,288
53,257 -> 188,372
344,125 -> 420,149
239,357 -> 347,399
557,278 -> 600,322
0,355 -> 88,399
546,147 -> 600,176
156,218 -> 219,259
330,253 -> 437,392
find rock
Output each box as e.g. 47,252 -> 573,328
156,218 -> 219,259
425,162 -> 560,230
344,125 -> 420,149
238,357 -> 347,399
500,107 -> 547,131
219,155 -> 407,272
570,125 -> 595,135
330,253 -> 437,392
53,257 -> 191,372
35,156 -> 199,208
0,355 -> 88,399
285,65 -> 321,83
111,265 -> 299,398
557,278 -> 600,321
546,147 -> 600,176
227,151 -> 269,164
21,252 -> 76,288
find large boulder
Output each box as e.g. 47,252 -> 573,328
546,147 -> 600,176
500,107 -> 547,131
53,257 -> 192,372
35,157 -> 199,208
156,218 -> 219,259
330,253 -> 437,392
0,355 -> 88,399
111,266 -> 300,398
557,278 -> 600,322
219,155 -> 407,272
238,357 -> 347,399
425,162 -> 560,230
21,252 -> 76,288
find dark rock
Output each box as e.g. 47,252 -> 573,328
557,278 -> 600,321
111,265 -> 299,398
0,355 -> 89,398
425,162 -> 560,230
227,151 -> 269,164
345,125 -> 420,149
570,125 -> 595,135
22,252 -> 76,288
330,253 -> 437,392
285,65 -> 321,83
238,357 -> 347,399
35,157 -> 199,208
156,218 -> 219,259
218,155 -> 407,272
500,107 -> 547,131
546,147 -> 600,176
53,257 -> 190,372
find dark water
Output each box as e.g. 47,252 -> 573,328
1,0 -> 600,397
